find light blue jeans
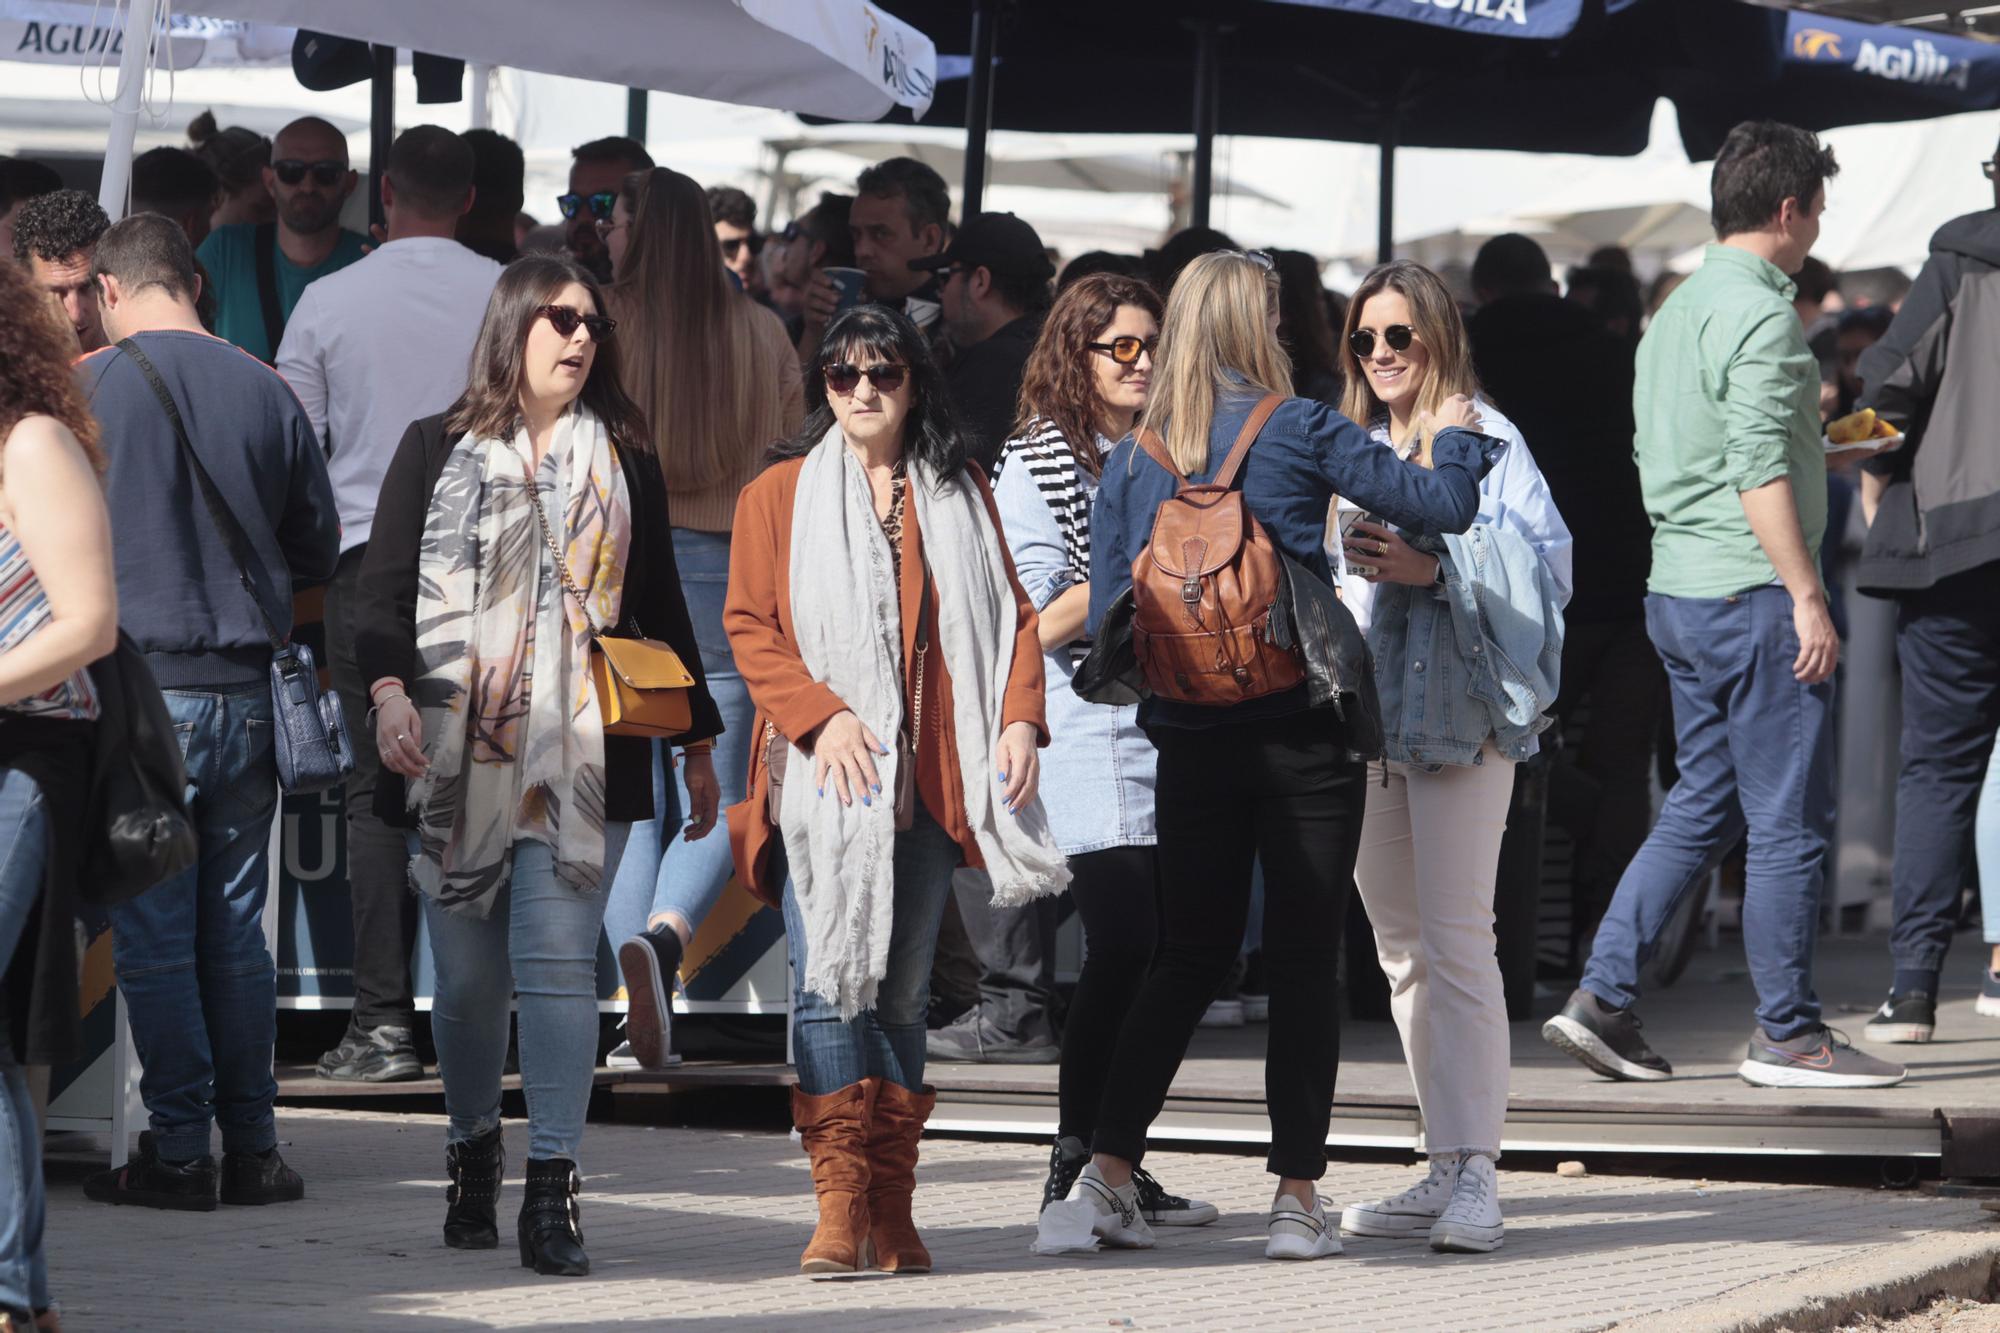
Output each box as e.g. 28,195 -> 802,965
0,768 -> 50,1317
425,826 -> 628,1164
1979,735 -> 2000,946
603,529 -> 753,950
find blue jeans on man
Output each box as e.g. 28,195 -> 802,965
1581,587 -> 1835,1040
111,685 -> 282,1161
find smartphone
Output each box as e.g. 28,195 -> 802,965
1336,505 -> 1379,578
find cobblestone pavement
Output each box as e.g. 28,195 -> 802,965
42,1109 -> 1998,1332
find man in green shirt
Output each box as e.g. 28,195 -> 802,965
196,116 -> 367,363
1544,120 -> 1905,1091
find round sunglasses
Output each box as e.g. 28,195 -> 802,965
536,304 -> 617,342
1349,325 -> 1417,358
271,159 -> 345,188
824,362 -> 908,396
556,191 -> 617,221
1087,335 -> 1159,365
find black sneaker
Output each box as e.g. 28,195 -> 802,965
220,1147 -> 305,1205
617,924 -> 683,1070
1739,1025 -> 1906,1088
1862,991 -> 1935,1044
1041,1135 -> 1088,1214
1981,970 -> 2000,1020
1541,988 -> 1673,1081
84,1131 -> 217,1211
924,1010 -> 1059,1064
1132,1165 -> 1219,1227
316,1024 -> 424,1082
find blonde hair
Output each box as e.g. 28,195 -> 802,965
1337,260 -> 1480,467
1138,251 -> 1293,473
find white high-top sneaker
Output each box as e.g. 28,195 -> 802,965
1340,1155 -> 1461,1238
1265,1191 -> 1341,1260
1070,1163 -> 1155,1249
1428,1152 -> 1504,1253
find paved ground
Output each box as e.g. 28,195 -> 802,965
41,1108 -> 2000,1332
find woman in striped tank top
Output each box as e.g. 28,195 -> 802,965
0,258 -> 120,1333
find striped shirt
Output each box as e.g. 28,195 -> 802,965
992,418 -> 1104,665
0,520 -> 98,720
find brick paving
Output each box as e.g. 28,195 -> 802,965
42,1108 -> 1999,1331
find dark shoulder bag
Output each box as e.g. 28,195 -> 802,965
118,339 -> 354,793
81,633 -> 199,904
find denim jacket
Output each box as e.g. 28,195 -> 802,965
1355,400 -> 1571,766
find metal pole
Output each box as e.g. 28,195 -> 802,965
96,0 -> 161,221
1377,113 -> 1399,266
1190,20 -> 1219,231
626,87 -> 648,144
369,45 -> 395,231
962,0 -> 998,219
468,62 -> 492,129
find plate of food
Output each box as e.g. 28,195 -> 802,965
1824,408 -> 1904,455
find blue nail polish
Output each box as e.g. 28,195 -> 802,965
863,795 -> 871,807
817,787 -> 824,797
871,783 -> 882,794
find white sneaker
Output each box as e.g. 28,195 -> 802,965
1199,998 -> 1246,1028
1265,1192 -> 1341,1260
605,1040 -> 641,1070
1428,1152 -> 1504,1253
1070,1164 -> 1155,1249
1341,1155 -> 1460,1238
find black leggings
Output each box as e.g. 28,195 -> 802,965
1090,710 -> 1366,1181
1057,844 -> 1160,1142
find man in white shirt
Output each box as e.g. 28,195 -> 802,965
277,124 -> 501,1083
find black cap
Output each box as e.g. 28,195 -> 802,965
908,211 -> 1053,280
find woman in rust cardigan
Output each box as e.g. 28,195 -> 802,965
725,305 -> 1068,1277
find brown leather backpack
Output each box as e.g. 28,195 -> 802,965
1130,393 -> 1305,705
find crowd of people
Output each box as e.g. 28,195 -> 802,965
0,103 -> 1994,1317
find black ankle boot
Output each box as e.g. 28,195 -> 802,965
443,1127 -> 505,1250
517,1157 -> 588,1276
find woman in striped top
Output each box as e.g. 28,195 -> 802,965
0,257 -> 120,1333
993,273 -> 1216,1237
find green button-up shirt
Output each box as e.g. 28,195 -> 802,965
1634,244 -> 1826,598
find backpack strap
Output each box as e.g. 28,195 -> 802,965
1134,427 -> 1181,485
1213,394 -> 1285,490
254,221 -> 286,360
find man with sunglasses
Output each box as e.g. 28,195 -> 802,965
707,184 -> 769,303
560,135 -> 652,283
196,117 -> 364,364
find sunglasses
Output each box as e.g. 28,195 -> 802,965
1087,335 -> 1158,365
720,234 -> 765,260
536,304 -> 616,342
557,191 -> 617,221
824,362 -> 908,396
271,159 -> 345,188
1238,248 -> 1276,272
1349,325 -> 1417,358
776,220 -> 805,244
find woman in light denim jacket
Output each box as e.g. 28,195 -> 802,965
1332,261 -> 1572,1257
992,273 -> 1215,1233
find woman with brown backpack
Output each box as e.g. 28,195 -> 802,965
1057,250 -> 1498,1263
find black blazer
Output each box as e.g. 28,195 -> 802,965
355,413 -> 723,828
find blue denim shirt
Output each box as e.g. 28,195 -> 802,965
1351,402 -> 1571,766
1089,383 -> 1497,730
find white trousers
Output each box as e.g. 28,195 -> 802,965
1354,748 -> 1516,1157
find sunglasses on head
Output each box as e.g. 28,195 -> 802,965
1349,325 -> 1416,358
536,304 -> 616,342
271,159 -> 345,188
1238,248 -> 1276,272
824,362 -> 908,396
556,191 -> 616,221
1087,335 -> 1158,365
720,234 -> 765,260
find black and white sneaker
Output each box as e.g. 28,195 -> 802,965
617,925 -> 682,1070
1133,1165 -> 1219,1227
1069,1163 -> 1155,1248
1040,1136 -> 1088,1214
1265,1191 -> 1340,1260
1541,989 -> 1673,1081
315,1024 -> 423,1082
1980,971 -> 2000,1020
1738,1025 -> 1907,1089
1863,992 -> 1936,1044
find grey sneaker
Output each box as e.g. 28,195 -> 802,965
1738,1025 -> 1906,1089
924,1010 -> 1059,1064
316,1024 -> 423,1082
1542,989 -> 1672,1081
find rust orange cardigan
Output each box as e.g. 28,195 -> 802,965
724,455 -> 1047,905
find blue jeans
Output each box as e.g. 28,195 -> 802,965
112,685 -> 280,1160
0,768 -> 51,1315
782,809 -> 960,1094
1978,736 -> 2000,946
1582,588 -> 1835,1040
425,826 -> 628,1163
602,529 -> 752,949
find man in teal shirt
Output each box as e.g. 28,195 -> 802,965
196,116 -> 367,363
1544,120 -> 1906,1092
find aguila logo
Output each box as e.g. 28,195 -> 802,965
1793,28 -> 1842,60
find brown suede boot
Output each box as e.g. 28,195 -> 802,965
792,1081 -> 874,1275
866,1080 -> 937,1274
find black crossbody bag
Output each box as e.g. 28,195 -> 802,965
119,339 -> 353,793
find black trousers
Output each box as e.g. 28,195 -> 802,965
326,545 -> 421,1032
1091,710 -> 1366,1181
1057,844 -> 1159,1142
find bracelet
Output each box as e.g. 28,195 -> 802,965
370,678 -> 406,704
366,693 -> 409,726
682,739 -> 715,756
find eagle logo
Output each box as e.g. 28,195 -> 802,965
1793,28 -> 1843,60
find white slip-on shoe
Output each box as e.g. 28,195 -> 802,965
1429,1152 -> 1504,1254
1072,1163 -> 1156,1249
1341,1155 -> 1460,1238
1266,1192 -> 1341,1260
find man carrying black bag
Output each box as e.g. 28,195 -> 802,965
75,214 -> 339,1210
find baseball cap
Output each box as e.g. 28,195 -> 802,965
908,211 -> 1054,280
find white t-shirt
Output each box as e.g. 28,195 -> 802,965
276,237 -> 502,552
